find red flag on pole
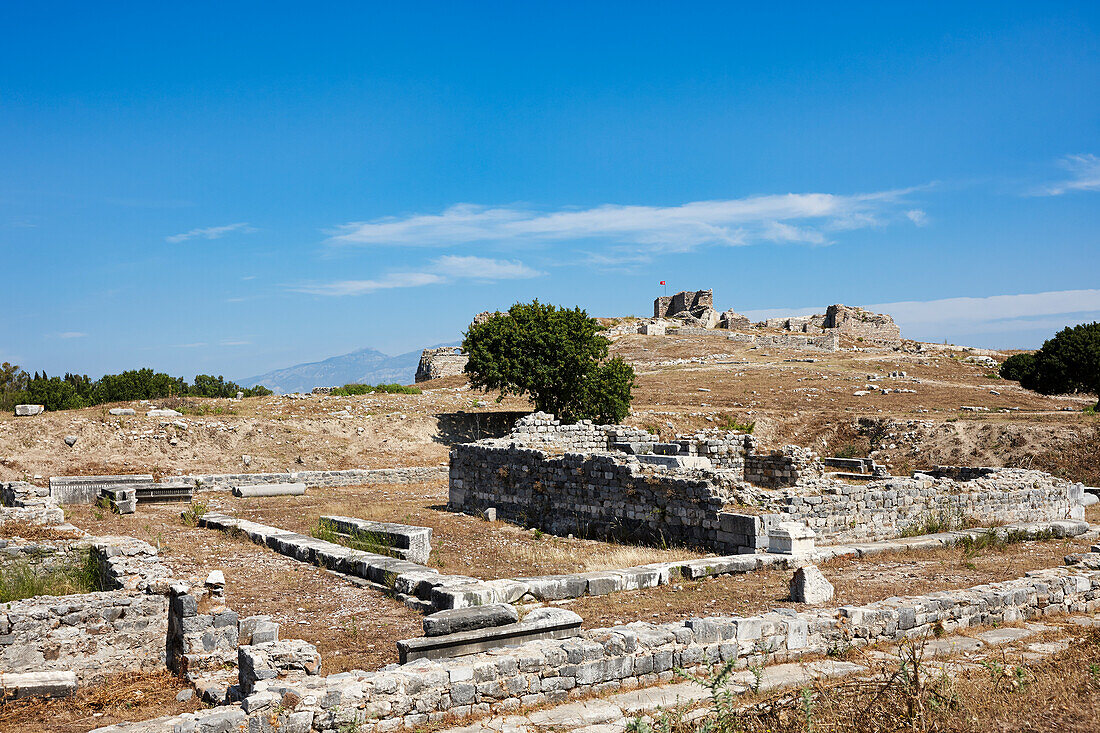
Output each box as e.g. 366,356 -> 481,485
659,281 -> 665,285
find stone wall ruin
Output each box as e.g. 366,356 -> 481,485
415,347 -> 469,383
447,415 -> 1084,553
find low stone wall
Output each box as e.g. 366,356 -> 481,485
732,469 -> 1084,544
449,443 -> 732,549
88,565 -> 1100,732
506,412 -> 654,454
743,446 -> 824,488
727,332 -> 840,351
1,590 -> 168,683
1,481 -> 65,526
166,465 -> 447,490
0,533 -> 174,683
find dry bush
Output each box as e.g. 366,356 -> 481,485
0,670 -> 196,733
649,629 -> 1100,733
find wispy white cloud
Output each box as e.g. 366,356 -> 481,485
173,342 -> 208,348
1034,154 -> 1100,196
432,255 -> 541,280
327,189 -> 925,253
57,331 -> 86,339
220,339 -> 252,347
905,209 -> 928,226
294,255 -> 542,297
166,222 -> 256,244
743,289 -> 1100,344
864,289 -> 1100,326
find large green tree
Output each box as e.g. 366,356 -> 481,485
463,301 -> 635,423
1002,322 -> 1100,409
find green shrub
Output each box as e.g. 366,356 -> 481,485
1012,323 -> 1100,409
999,352 -> 1036,382
180,500 -> 208,527
717,414 -> 755,433
463,300 -> 635,423
330,383 -> 421,396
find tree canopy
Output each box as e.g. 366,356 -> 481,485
0,364 -> 272,413
462,301 -> 635,423
999,322 -> 1100,409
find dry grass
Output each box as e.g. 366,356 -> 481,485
661,627 -> 1100,733
225,481 -> 707,579
0,670 -> 199,733
62,501 -> 424,672
568,535 -> 1091,629
0,521 -> 82,541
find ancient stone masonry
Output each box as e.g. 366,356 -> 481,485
450,443 -> 734,549
1,480 -> 65,526
415,347 -> 470,383
743,446 -> 824,488
448,414 -> 1084,554
729,469 -> 1085,547
1,537 -> 172,683
165,465 -> 447,490
653,289 -> 713,319
88,565 -> 1100,733
727,331 -> 840,352
823,304 -> 902,346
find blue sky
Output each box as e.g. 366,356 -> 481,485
2,2 -> 1098,380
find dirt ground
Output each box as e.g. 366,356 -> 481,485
4,330 -> 1099,730
218,481 -> 707,579
2,333 -> 1096,485
63,501 -> 425,674
567,534 -> 1095,629
0,671 -> 199,733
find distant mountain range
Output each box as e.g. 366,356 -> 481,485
239,343 -> 458,394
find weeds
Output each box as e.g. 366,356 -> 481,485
899,510 -> 977,538
835,443 -> 862,459
717,414 -> 755,433
956,526 -> 1054,565
311,519 -> 397,557
0,549 -> 97,602
179,500 -> 208,527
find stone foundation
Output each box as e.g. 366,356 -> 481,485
166,465 -> 447,490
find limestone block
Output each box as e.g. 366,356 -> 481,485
768,522 -> 815,555
14,404 -> 44,416
423,604 -> 519,637
790,565 -> 834,605
398,607 -> 582,663
0,670 -> 77,699
108,408 -> 136,416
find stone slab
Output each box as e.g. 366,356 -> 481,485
0,670 -> 78,699
527,699 -> 622,728
321,515 -> 432,564
49,474 -> 155,504
423,604 -> 519,637
14,404 -> 44,416
397,608 -> 582,663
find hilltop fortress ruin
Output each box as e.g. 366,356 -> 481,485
637,288 -> 902,350
416,290 -> 904,381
